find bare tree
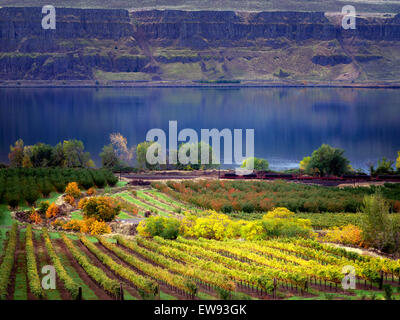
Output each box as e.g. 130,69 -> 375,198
109,133 -> 135,165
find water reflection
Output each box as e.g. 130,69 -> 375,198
0,87 -> 399,171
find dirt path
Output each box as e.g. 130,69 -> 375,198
54,239 -> 112,300
325,242 -> 388,259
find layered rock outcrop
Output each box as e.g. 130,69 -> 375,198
1,7 -> 399,80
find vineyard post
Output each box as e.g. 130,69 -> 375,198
77,287 -> 82,300
120,283 -> 124,300
379,272 -> 383,290
273,278 -> 277,299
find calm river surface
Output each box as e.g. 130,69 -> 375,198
0,87 -> 399,171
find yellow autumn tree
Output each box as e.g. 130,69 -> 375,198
191,211 -> 232,240
299,156 -> 311,171
263,207 -> 295,219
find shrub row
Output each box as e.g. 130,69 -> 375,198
0,168 -> 118,208
26,225 -> 45,299
61,234 -> 120,297
0,223 -> 18,300
42,228 -> 80,299
159,180 -> 400,213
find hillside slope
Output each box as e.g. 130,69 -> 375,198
1,0 -> 400,13
1,7 -> 400,82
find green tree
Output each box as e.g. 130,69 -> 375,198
361,194 -> 400,254
30,143 -> 54,167
62,140 -> 93,168
99,144 -> 120,169
136,141 -> 162,170
51,142 -> 66,167
396,151 -> 400,172
376,157 -> 394,175
176,141 -> 218,170
307,144 -> 350,176
8,139 -> 24,167
241,157 -> 269,171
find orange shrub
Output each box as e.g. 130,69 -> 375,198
64,195 -> 75,206
87,187 -> 96,196
46,203 -> 59,218
86,218 -> 111,235
29,209 -> 42,224
51,219 -> 64,228
259,198 -> 273,211
323,224 -> 363,246
65,182 -> 81,198
62,219 -> 83,231
210,199 -> 224,212
62,217 -> 110,235
78,196 -> 120,222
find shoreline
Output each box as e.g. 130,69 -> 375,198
1,80 -> 400,89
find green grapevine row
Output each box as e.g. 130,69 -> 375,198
79,235 -> 158,297
26,225 -> 45,299
97,236 -> 196,296
0,223 -> 18,300
115,236 -> 235,291
61,234 -> 120,297
42,228 -> 80,299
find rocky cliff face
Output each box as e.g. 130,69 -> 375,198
1,7 -> 400,80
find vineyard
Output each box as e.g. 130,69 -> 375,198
1,170 -> 400,301
0,223 -> 399,300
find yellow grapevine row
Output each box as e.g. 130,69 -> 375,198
97,236 -> 197,296
115,236 -> 235,291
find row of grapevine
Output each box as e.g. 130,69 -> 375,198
175,238 -> 339,288
0,223 -> 18,299
97,236 -> 197,296
115,236 -> 235,291
61,234 -> 120,297
42,228 -> 80,299
26,225 -> 45,299
135,236 -> 273,291
245,239 -> 384,283
79,235 -> 158,298
152,236 -> 291,291
174,237 -> 310,289
284,238 -> 400,280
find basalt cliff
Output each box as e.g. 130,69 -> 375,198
1,7 -> 400,82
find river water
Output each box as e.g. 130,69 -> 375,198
0,87 -> 399,171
